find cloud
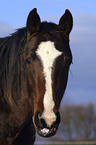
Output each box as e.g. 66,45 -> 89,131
0,21 -> 16,37
64,13 -> 96,105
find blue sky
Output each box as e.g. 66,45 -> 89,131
0,0 -> 96,26
0,0 -> 96,105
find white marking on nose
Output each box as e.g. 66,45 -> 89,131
36,41 -> 62,127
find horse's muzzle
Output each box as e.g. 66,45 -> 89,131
34,111 -> 60,137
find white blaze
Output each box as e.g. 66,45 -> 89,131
36,41 -> 62,127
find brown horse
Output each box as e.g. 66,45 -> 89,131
0,8 -> 73,145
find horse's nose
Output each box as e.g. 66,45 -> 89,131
34,111 -> 60,137
34,111 -> 60,128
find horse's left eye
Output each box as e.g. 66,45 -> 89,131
64,56 -> 72,66
25,58 -> 31,65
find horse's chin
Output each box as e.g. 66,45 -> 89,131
37,125 -> 58,138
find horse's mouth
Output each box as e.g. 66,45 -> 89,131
37,125 -> 58,137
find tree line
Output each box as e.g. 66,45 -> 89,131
58,103 -> 96,141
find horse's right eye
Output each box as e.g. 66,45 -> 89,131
25,58 -> 31,65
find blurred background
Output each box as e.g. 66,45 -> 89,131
0,0 -> 96,144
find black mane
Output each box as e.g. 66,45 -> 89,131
0,21 -> 56,104
0,28 -> 27,104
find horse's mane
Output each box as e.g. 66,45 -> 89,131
0,28 -> 27,105
0,22 -> 56,105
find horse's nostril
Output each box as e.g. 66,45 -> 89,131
40,118 -> 47,128
34,111 -> 47,128
51,112 -> 60,128
34,111 -> 48,129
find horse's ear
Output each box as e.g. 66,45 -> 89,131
59,9 -> 73,36
27,8 -> 41,41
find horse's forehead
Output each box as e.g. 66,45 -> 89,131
36,41 -> 63,73
36,41 -> 62,62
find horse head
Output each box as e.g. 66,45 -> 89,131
24,8 -> 73,138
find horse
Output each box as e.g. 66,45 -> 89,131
0,8 -> 73,145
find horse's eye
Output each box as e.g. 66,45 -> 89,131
25,58 -> 31,65
64,56 -> 72,66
